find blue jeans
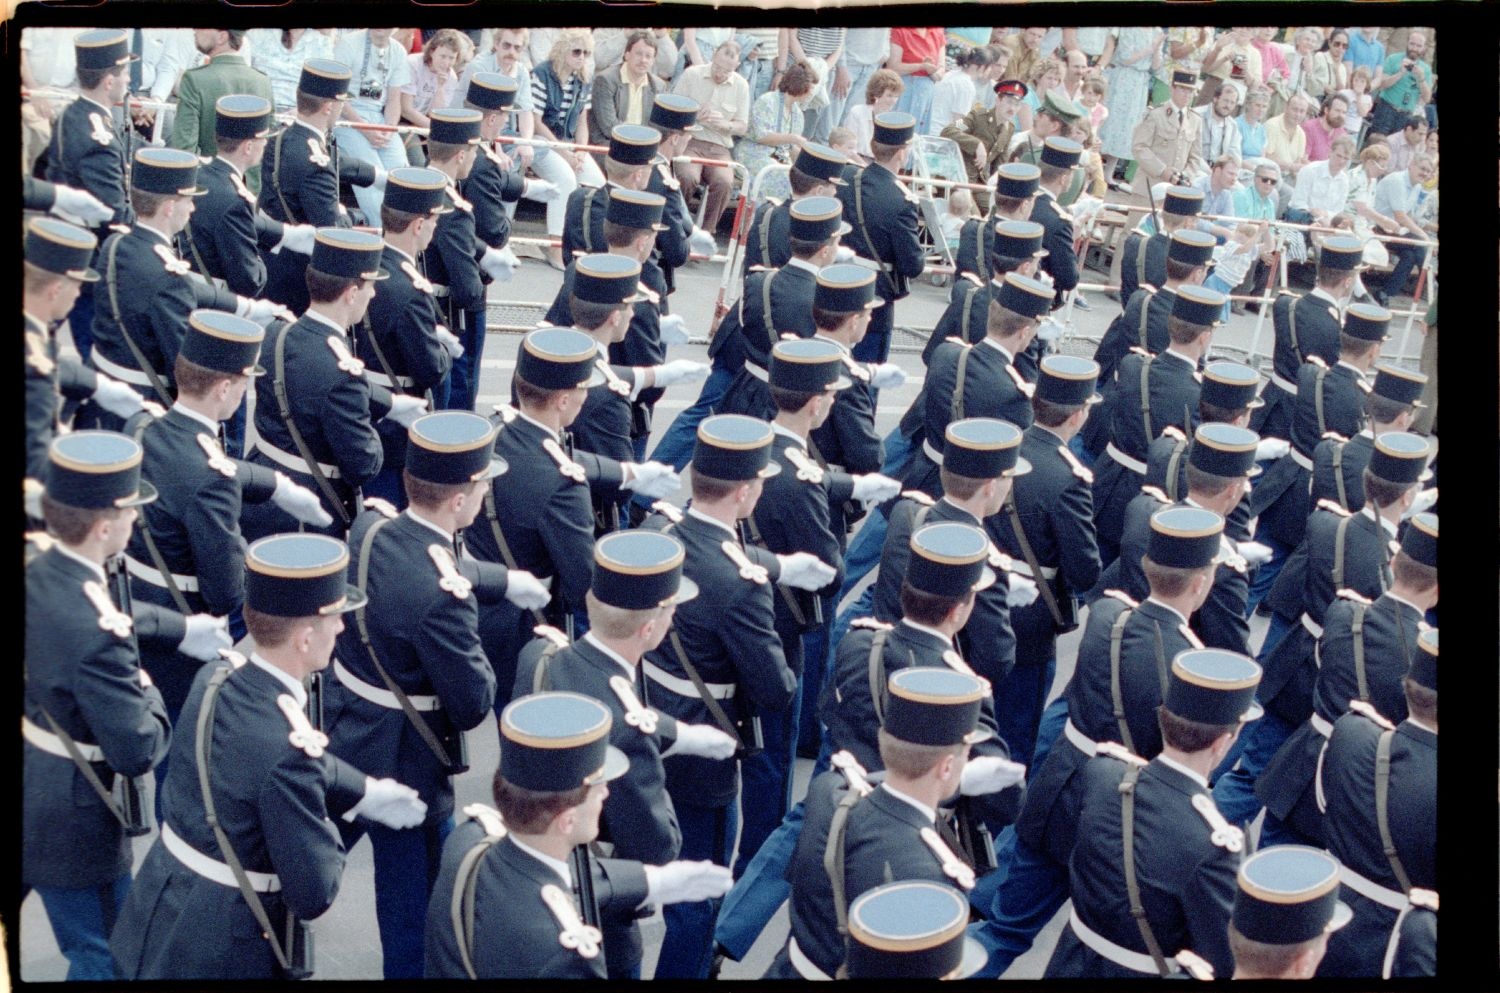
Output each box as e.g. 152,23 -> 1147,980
1245,524 -> 1289,615
828,427 -> 911,632
797,614 -> 832,755
331,123 -> 409,224
827,62 -> 880,136
37,874 -> 130,980
656,796 -> 740,979
633,366 -> 733,513
368,816 -> 454,978
1204,271 -> 1237,323
967,828 -> 1069,978
734,676 -> 803,879
895,74 -> 938,135
442,306 -> 486,411
1211,708 -> 1295,827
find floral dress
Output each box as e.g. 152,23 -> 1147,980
734,90 -> 804,201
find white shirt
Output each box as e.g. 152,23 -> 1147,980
1197,107 -> 1243,163
509,836 -> 573,885
405,507 -> 453,541
1143,596 -> 1190,627
21,28 -> 86,90
879,781 -> 937,823
686,506 -> 738,539
513,408 -> 561,443
1289,160 -> 1351,215
843,28 -> 892,69
333,30 -> 412,122
1155,753 -> 1209,789
250,652 -> 309,708
770,422 -> 807,447
926,73 -> 977,137
980,338 -> 1016,363
1405,716 -> 1437,736
582,632 -> 639,683
1360,505 -> 1398,539
56,543 -> 108,585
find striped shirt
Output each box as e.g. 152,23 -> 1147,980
531,71 -> 590,137
796,27 -> 847,60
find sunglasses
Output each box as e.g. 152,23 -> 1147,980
1256,176 -> 1277,184
570,48 -> 590,56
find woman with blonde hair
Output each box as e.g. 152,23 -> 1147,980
529,28 -> 605,265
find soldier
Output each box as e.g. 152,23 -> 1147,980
1114,186 -> 1205,318
1228,846 -> 1352,979
950,162 -> 1042,300
1384,889 -> 1437,979
562,123 -> 662,263
943,78 -> 1028,218
1130,68 -> 1208,191
835,111 -> 927,363
741,142 -> 850,272
168,30 -> 273,186
926,219 -> 1047,368
515,531 -> 738,978
1029,137 -> 1083,321
1316,628 -> 1437,978
1045,648 -> 1260,979
807,264 -> 890,491
1310,364 -> 1431,513
645,93 -> 719,298
24,433 -> 170,980
241,229 -> 429,540
422,692 -> 732,978
110,533 -> 428,979
846,881 -> 987,979
988,354 -> 1103,767
21,174 -> 113,225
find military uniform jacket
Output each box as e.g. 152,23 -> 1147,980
110,657 -> 369,980
942,106 -> 1015,213
1311,430 -> 1376,512
1045,754 -> 1238,979
423,182 -> 486,315
922,275 -> 990,366
604,259 -> 670,419
835,162 -> 926,301
908,338 -> 1034,498
1116,232 -> 1169,318
571,356 -> 642,468
463,142 -> 526,252
741,198 -> 793,273
25,314 -> 98,484
1141,429 -> 1253,542
259,120 -> 348,312
44,94 -> 131,234
647,160 -> 694,292
719,259 -> 820,377
952,216 -> 996,284
562,180 -> 637,262
809,339 -> 882,482
1252,289 -> 1342,440
24,546 -> 171,889
1032,188 -> 1078,304
181,157 -> 283,297
1093,285 -> 1176,390
1317,714 -> 1435,979
639,509 -> 796,807
1129,103 -> 1206,189
1389,902 -> 1436,979
423,819 -> 650,978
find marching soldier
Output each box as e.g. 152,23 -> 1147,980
1316,629 -> 1437,978
110,533 -> 428,979
951,162 -> 1041,294
927,219 -> 1047,366
835,111 -> 927,364
422,692 -> 732,978
845,881 -> 987,979
1114,186 -> 1205,320
1029,137 -> 1084,321
25,433 -> 170,980
1045,648 -> 1261,980
1311,363 -> 1431,513
1129,68 -> 1207,192
943,78 -> 1028,218
241,229 -> 429,540
741,142 -> 850,272
1227,846 -> 1352,979
1385,889 -> 1437,979
562,123 -> 662,263
645,93 -> 718,298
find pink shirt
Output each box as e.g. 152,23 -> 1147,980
1251,38 -> 1289,85
1300,117 -> 1338,163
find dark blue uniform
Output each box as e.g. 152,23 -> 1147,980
422,180 -> 484,411
1080,286 -> 1180,460
1250,289 -> 1342,441
1031,188 -> 1078,310
906,339 -> 1033,498
922,273 -> 990,366
1142,427 -> 1253,542
648,159 -> 693,300
1310,430 -> 1376,512
24,315 -> 99,485
449,142 -> 525,410
1116,230 -> 1168,315
741,198 -> 793,273
715,260 -> 820,418
836,163 -> 926,363
954,217 -> 996,285
561,181 -> 625,261
259,120 -> 349,313
44,95 -> 131,234
181,157 -> 284,297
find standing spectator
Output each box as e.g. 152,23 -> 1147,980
887,26 -> 948,134
733,61 -> 815,202
829,28 -> 891,132
1060,48 -> 1092,102
1367,152 -> 1435,306
333,28 -> 414,223
1097,27 -> 1164,181
1199,80 -> 1244,163
1199,28 -> 1262,109
1164,26 -> 1215,88
1283,28 -> 1323,99
972,43 -> 1010,112
1061,26 -> 1114,67
1237,85 -> 1272,158
672,39 -> 748,235
1343,27 -> 1386,74
1367,30 -> 1433,137
400,28 -> 463,164
589,29 -> 664,143
736,28 -> 781,104
1384,113 -> 1428,174
169,30 -> 271,161
1003,27 -> 1049,90
926,47 -> 990,137
247,29 -> 335,114
848,70 -> 904,162
1130,68 -> 1205,189
786,27 -> 847,143
678,27 -> 734,77
1079,76 -> 1109,132
1016,57 -> 1064,133
1306,29 -> 1351,102
1342,66 -> 1375,139
1286,134 -> 1353,226
531,29 -> 606,265
1301,92 -> 1348,162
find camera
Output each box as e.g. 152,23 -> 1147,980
358,83 -> 386,101
1230,55 -> 1247,80
1401,59 -> 1415,71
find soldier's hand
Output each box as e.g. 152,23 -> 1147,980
644,860 -> 734,906
658,313 -> 691,346
1236,540 -> 1274,567
1404,486 -> 1437,519
91,376 -> 150,419
959,755 -> 1027,795
621,461 -> 682,499
653,358 -> 709,386
668,723 -> 738,760
278,223 -> 317,256
480,245 -> 520,283
434,324 -> 465,359
384,394 -> 429,428
522,177 -> 561,202
850,473 -> 902,506
1253,437 -> 1291,462
51,184 -> 113,226
504,569 -> 553,611
867,362 -> 907,390
833,245 -> 856,264
1005,573 -> 1040,608
1034,314 -> 1065,342
178,614 -> 233,662
272,472 -> 334,527
775,552 -> 837,591
351,776 -> 428,829
239,296 -> 294,327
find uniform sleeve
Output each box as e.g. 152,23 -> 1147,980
541,484 -> 600,612
1195,569 -> 1251,654
593,856 -> 652,923
394,294 -> 453,390
827,387 -> 883,475
435,218 -> 486,311
58,355 -> 100,400
1044,211 -> 1079,293
1055,477 -> 1102,595
25,366 -> 56,483
23,175 -> 56,211
168,74 -> 202,152
413,595 -> 497,732
323,374 -> 385,486
300,162 -> 344,228
236,459 -> 280,504
183,472 -> 250,616
260,755 -> 348,919
1184,847 -> 1239,978
604,736 -> 682,866
655,187 -> 693,271
73,635 -> 171,777
209,205 -> 269,298
75,129 -> 131,225
892,198 -> 926,279
131,601 -> 188,651
1130,112 -> 1168,180
724,586 -> 797,712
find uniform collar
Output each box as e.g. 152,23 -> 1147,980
385,242 -> 416,266
515,408 -> 561,444
250,652 -> 309,708
1382,590 -> 1425,616
303,308 -> 348,336
583,631 -> 637,679
1030,422 -> 1068,445
771,422 -> 807,448
1404,716 -> 1437,737
686,506 -> 738,539
170,401 -> 220,433
1335,359 -> 1368,381
812,332 -> 851,355
405,507 -> 453,540
879,781 -> 937,824
1309,286 -> 1343,309
1154,753 -> 1209,790
509,836 -> 573,886
981,337 -> 1014,362
1360,505 -> 1397,538
785,257 -> 820,276
56,543 -> 108,584
293,118 -> 326,139
213,155 -> 244,177
1143,596 -> 1189,626
135,222 -> 174,246
899,618 -> 954,650
937,498 -> 980,525
1162,347 -> 1197,368
80,95 -> 114,115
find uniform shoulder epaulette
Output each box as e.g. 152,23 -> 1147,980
849,616 -> 894,632
1140,284 -> 1158,296
1347,699 -> 1395,730
326,335 -> 365,377
829,749 -> 875,796
399,259 -> 435,295
363,496 -> 399,519
87,111 -> 116,146
785,446 -> 825,484
82,580 -> 133,638
1315,498 -> 1353,517
1005,363 -> 1036,396
533,624 -> 571,649
446,184 -> 474,213
24,330 -> 55,376
1127,345 -> 1152,359
306,136 -> 330,168
1407,888 -> 1438,912
720,540 -> 769,585
1096,740 -> 1148,766
1174,949 -> 1216,981
650,500 -> 684,524
987,540 -> 1013,571
195,433 -> 238,478
24,530 -> 55,554
1355,378 -> 1373,394
1058,444 -> 1094,484
1306,354 -> 1329,370
152,243 -> 191,275
635,281 -> 661,306
481,142 -> 509,169
1324,303 -> 1339,320
275,693 -> 329,758
1180,623 -> 1205,649
943,335 -> 967,347
1103,589 -> 1140,608
1190,792 -> 1244,852
1321,430 -> 1349,443
462,802 -> 507,838
746,264 -> 772,273
1336,588 -> 1374,605
542,438 -> 586,483
608,674 -> 660,735
654,160 -> 681,191
1160,424 -> 1187,442
427,544 -> 473,600
218,647 -> 248,669
839,354 -> 871,383
961,271 -> 984,288
901,489 -> 935,506
1140,485 -> 1172,505
597,359 -> 632,397
539,883 -> 602,959
1218,536 -> 1247,575
918,826 -> 976,890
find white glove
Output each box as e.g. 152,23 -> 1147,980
1254,437 -> 1291,462
688,227 -> 717,257
668,723 -> 738,760
1034,315 -> 1065,342
833,245 -> 856,264
1403,487 -> 1437,519
272,472 -> 334,527
238,296 -> 295,327
621,461 -> 682,499
505,569 -> 552,611
867,362 -> 907,390
959,755 -> 1028,795
91,376 -> 148,419
653,359 -> 709,387
1034,270 -> 1055,288
523,178 -> 562,203
346,776 -> 427,828
1006,573 -> 1040,608
24,482 -> 44,522
850,472 -> 901,506
384,394 -> 429,428
658,313 -> 690,346
644,860 -> 734,907
178,614 -> 232,662
370,165 -> 389,191
480,246 -> 520,283
52,184 -> 113,225
277,223 -> 316,256
775,552 -> 837,591
434,324 -> 465,359
1236,541 -> 1274,567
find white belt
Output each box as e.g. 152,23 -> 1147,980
1301,613 -> 1323,639
743,360 -> 769,382
1007,560 -> 1058,581
332,657 -> 442,712
162,822 -> 282,893
1106,442 -> 1147,475
1340,864 -> 1407,911
1289,447 -> 1314,472
1310,712 -> 1334,738
91,350 -> 155,388
22,716 -> 104,762
254,437 -> 341,478
1064,718 -> 1098,757
123,553 -> 200,593
922,438 -> 945,466
788,936 -> 833,980
1270,370 -> 1299,396
641,659 -> 736,700
366,370 -> 415,389
1068,908 -> 1176,976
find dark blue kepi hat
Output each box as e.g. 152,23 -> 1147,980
608,123 -> 662,165
1165,648 -> 1263,725
693,414 -> 780,481
1399,511 -> 1437,568
992,220 -> 1047,264
815,263 -> 879,312
943,418 -> 1030,479
466,72 -> 518,111
244,533 -> 366,617
882,667 -> 987,747
1409,627 -> 1437,691
793,143 -> 849,185
789,196 -> 851,241
1367,431 -> 1430,485
574,253 -> 646,305
1371,364 -> 1428,408
428,108 -> 482,145
299,59 -> 352,101
1148,505 -> 1227,569
1173,283 -> 1227,327
516,327 -> 607,390
1035,354 -> 1103,406
1189,423 -> 1259,480
310,228 -> 388,280
650,92 -> 701,133
215,94 -> 274,140
994,272 -> 1054,318
26,218 -> 99,282
46,432 -> 157,509
132,148 -> 208,196
1163,186 -> 1204,217
1168,229 -> 1216,268
1343,302 -> 1391,342
1318,235 -> 1365,272
606,187 -> 668,232
1040,136 -> 1082,170
1233,847 -> 1352,946
180,310 -> 266,377
905,522 -> 997,597
383,167 -> 455,216
769,338 -> 852,394
847,881 -> 987,979
872,112 -> 916,146
405,411 -> 507,484
500,692 -> 630,792
592,530 -> 699,609
75,29 -> 137,72
1201,360 -> 1263,410
994,162 -> 1041,200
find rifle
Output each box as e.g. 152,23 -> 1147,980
571,844 -> 600,931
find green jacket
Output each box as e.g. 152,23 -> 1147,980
941,106 -> 1014,213
169,53 -> 273,193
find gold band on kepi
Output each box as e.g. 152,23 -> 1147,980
650,92 -> 702,133
1148,505 -> 1227,569
1201,360 -> 1263,410
1164,648 -> 1263,725
591,531 -> 698,608
1188,423 -> 1259,479
1370,364 -> 1428,408
244,533 -> 367,617
517,326 -> 607,390
788,195 -> 851,241
132,148 -> 209,197
693,414 -> 781,481
814,263 -> 879,312
1035,354 -> 1103,406
46,432 -> 157,509
1408,627 -> 1437,691
608,123 -> 662,166
405,411 -> 506,484
573,253 -> 646,306
500,692 -> 630,791
428,108 -> 483,146
181,310 -> 267,377
383,167 -> 456,216
792,142 -> 849,185
1233,846 -> 1352,945
74,29 -> 138,71
1367,431 -> 1431,485
299,58 -> 352,101
606,187 -> 668,232
26,218 -> 100,283
994,271 -> 1056,319
993,162 -> 1041,200
883,667 -> 987,747
1398,511 -> 1437,568
991,220 -> 1047,262
847,881 -> 987,979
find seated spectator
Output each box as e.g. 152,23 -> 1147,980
1262,90 -> 1311,208
1233,157 -> 1281,220
844,68 -> 903,163
1236,86 -> 1272,159
1384,113 -> 1427,174
1301,92 -> 1348,162
1306,29 -> 1351,102
1199,79 -> 1244,162
679,27 -> 736,76
1367,151 -> 1435,306
1252,26 -> 1292,106
1286,134 -> 1354,226
734,60 -> 816,202
1422,127 -> 1439,180
401,28 -> 464,163
671,39 -> 749,234
1016,56 -> 1064,133
593,28 -> 676,80
333,28 -> 413,223
1343,142 -> 1398,269
247,28 -> 334,114
589,29 -> 664,143
531,28 -> 607,231
827,125 -> 859,160
939,186 -> 976,254
1199,27 -> 1263,109
927,46 -> 995,137
1192,153 -> 1243,240
1207,217 -> 1274,318
1367,29 -> 1432,138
